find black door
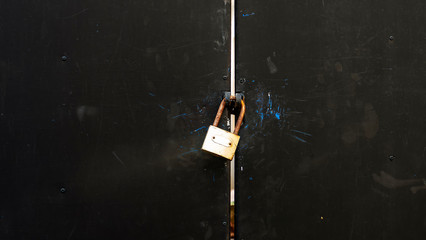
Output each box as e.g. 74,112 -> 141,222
236,1 -> 426,239
3,1 -> 426,240
0,1 -> 230,239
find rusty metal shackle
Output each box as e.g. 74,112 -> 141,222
212,99 -> 246,135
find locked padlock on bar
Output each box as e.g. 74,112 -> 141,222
201,98 -> 246,160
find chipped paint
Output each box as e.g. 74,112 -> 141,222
242,12 -> 255,17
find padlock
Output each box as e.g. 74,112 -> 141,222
201,98 -> 246,160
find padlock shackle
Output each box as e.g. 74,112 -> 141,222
234,99 -> 245,135
213,99 -> 227,127
212,99 -> 246,135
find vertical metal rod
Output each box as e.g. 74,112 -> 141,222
230,0 -> 236,238
230,0 -> 236,98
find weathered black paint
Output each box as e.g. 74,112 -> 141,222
236,0 -> 426,239
3,1 -> 426,239
0,1 -> 230,239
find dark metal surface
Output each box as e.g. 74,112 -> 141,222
0,1 -> 230,239
236,0 -> 426,239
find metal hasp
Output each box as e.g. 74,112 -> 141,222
224,92 -> 245,105
201,98 -> 246,160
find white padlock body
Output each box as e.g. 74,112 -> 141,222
201,125 -> 240,160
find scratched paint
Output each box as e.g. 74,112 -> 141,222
290,130 -> 312,136
266,56 -> 278,74
179,149 -> 199,157
242,12 -> 255,17
172,113 -> 191,119
290,135 -> 307,143
243,83 -> 313,145
192,126 -> 207,133
158,104 -> 166,110
255,90 -> 287,126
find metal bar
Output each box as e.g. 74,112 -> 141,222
230,0 -> 236,238
230,0 -> 236,98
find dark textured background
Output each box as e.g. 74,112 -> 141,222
236,0 -> 426,239
0,0 -> 230,239
2,0 -> 426,240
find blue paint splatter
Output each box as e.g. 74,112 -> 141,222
291,130 -> 312,136
248,196 -> 252,199
259,112 -> 265,121
158,104 -> 165,110
275,112 -> 281,120
148,92 -> 156,97
213,174 -> 216,183
253,91 -> 290,129
291,135 -> 307,143
267,92 -> 273,110
193,126 -> 207,132
249,177 -> 253,181
172,113 -> 190,119
242,13 -> 255,17
179,149 -> 199,157
282,78 -> 289,88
